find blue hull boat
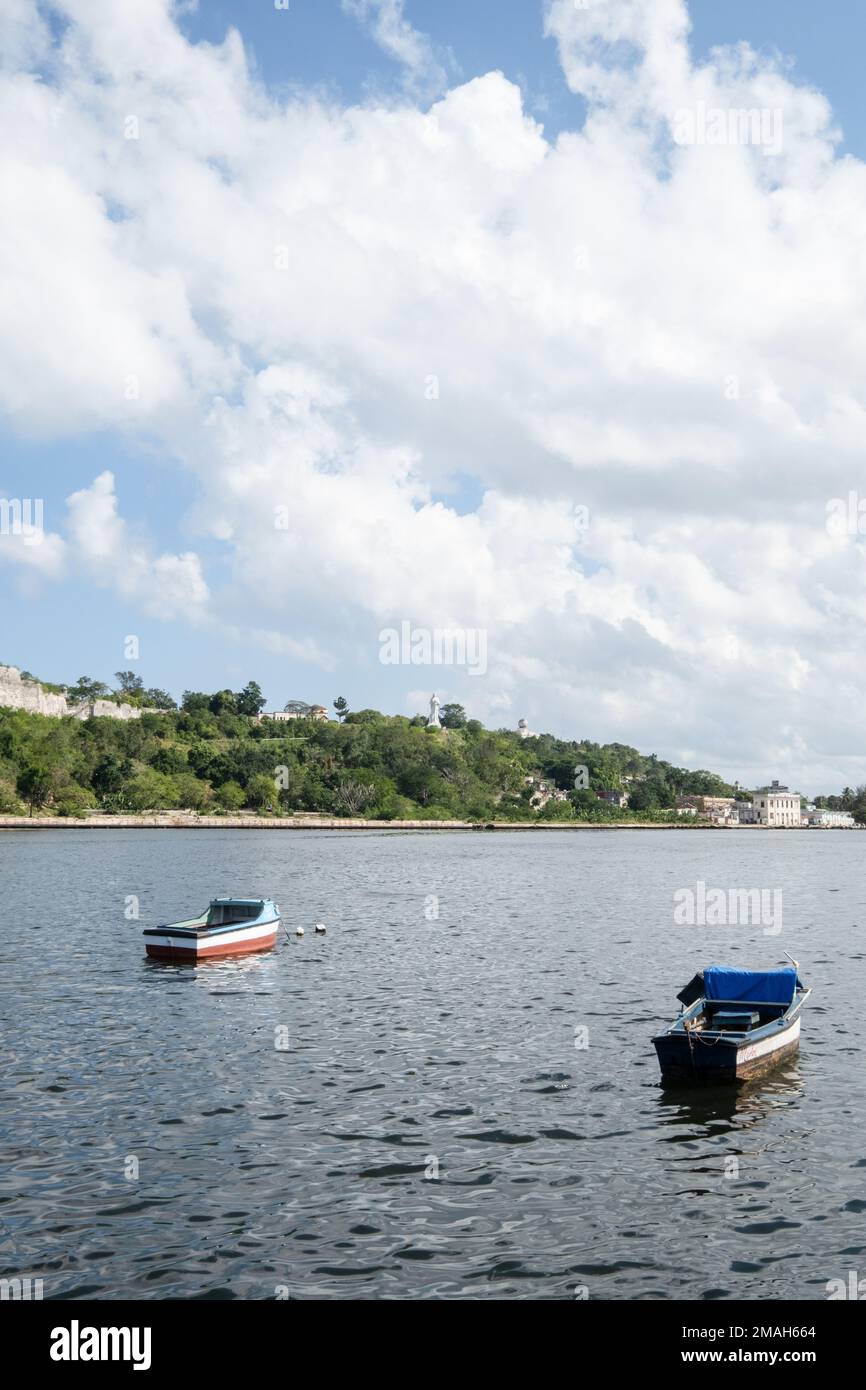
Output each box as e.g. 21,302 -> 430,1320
653,964 -> 810,1086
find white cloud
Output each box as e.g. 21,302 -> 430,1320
0,516 -> 65,579
544,0 -> 692,111
0,0 -> 52,73
2,1 -> 866,786
65,471 -> 209,620
342,0 -> 451,100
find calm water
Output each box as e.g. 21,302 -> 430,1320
1,828 -> 864,1301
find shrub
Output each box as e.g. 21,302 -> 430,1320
173,772 -> 212,811
215,780 -> 246,811
54,784 -> 97,817
245,773 -> 277,810
123,770 -> 180,810
0,777 -> 22,813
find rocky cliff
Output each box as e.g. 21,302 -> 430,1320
0,666 -> 149,721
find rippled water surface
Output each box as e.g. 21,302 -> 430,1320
2,827 -> 865,1300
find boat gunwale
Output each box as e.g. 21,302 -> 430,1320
143,898 -> 279,940
143,917 -> 279,940
652,987 -> 810,1049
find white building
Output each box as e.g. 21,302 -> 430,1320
675,794 -> 737,823
807,808 -> 856,828
751,781 -> 802,827
524,774 -> 566,809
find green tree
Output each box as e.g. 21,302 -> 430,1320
344,709 -> 385,725
92,755 -> 134,799
236,682 -> 266,717
397,766 -> 446,806
143,687 -> 177,710
216,780 -> 246,810
17,764 -> 52,815
124,770 -> 180,810
209,689 -> 238,716
54,784 -> 96,818
245,773 -> 277,809
333,696 -> 349,722
151,744 -> 189,776
69,676 -> 110,702
115,671 -> 144,696
626,782 -> 658,813
174,772 -> 212,811
182,691 -> 212,713
439,703 -> 467,729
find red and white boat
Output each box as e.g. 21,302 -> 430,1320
143,898 -> 280,961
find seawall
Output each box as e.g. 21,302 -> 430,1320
0,814 -> 736,830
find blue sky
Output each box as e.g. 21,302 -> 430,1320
2,0 -> 866,790
174,0 -> 866,155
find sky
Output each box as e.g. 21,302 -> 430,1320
1,0 -> 866,795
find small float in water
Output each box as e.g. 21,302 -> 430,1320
652,962 -> 810,1086
143,898 -> 280,962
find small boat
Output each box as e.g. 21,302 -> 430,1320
143,898 -> 280,961
652,963 -> 810,1085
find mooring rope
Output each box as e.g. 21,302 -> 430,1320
684,1017 -> 729,1049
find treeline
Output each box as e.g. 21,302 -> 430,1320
19,668 -> 267,715
0,682 -> 740,821
814,787 -> 866,821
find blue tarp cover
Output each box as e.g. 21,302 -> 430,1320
704,965 -> 797,1005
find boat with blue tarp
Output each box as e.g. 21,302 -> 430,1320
653,963 -> 810,1085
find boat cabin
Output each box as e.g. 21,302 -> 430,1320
143,897 -> 280,961
206,899 -> 266,927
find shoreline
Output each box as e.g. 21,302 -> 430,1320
0,814 -> 845,832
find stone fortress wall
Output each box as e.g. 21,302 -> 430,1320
0,665 -> 148,721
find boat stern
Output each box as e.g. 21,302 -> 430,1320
653,1028 -> 739,1086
